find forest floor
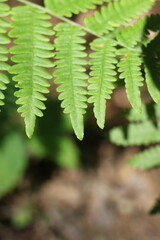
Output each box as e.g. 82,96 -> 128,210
0,142 -> 160,240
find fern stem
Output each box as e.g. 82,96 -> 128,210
16,0 -> 141,52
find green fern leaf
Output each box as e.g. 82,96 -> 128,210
116,18 -> 147,48
109,121 -> 160,146
9,6 -> 55,138
0,0 -> 11,106
54,23 -> 88,140
44,0 -> 109,17
84,0 -> 155,35
117,49 -> 143,113
88,38 -> 117,128
129,145 -> 160,169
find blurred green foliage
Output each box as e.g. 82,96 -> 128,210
109,102 -> 160,170
11,202 -> 34,228
0,132 -> 27,197
0,81 -> 80,198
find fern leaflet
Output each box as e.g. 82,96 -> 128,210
84,0 -> 155,35
44,0 -> 110,17
116,18 -> 147,48
117,49 -> 143,113
54,23 -> 88,140
88,38 -> 117,128
9,5 -> 55,138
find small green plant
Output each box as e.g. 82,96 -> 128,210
109,102 -> 160,170
0,0 -> 159,140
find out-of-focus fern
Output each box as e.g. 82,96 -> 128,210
9,5 -> 54,138
109,102 -> 160,169
0,0 -> 159,139
109,120 -> 160,146
129,145 -> 160,170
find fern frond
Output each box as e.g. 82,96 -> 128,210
117,49 -> 143,113
116,18 -> 147,48
84,0 -> 155,35
88,38 -> 117,128
44,0 -> 109,17
54,23 -> 88,140
0,0 -> 11,106
109,121 -> 160,146
129,145 -> 160,169
9,5 -> 54,138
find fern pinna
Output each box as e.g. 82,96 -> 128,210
54,23 -> 87,140
88,38 -> 117,129
0,0 -> 159,139
44,0 -> 110,17
117,49 -> 143,113
9,5 -> 54,138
